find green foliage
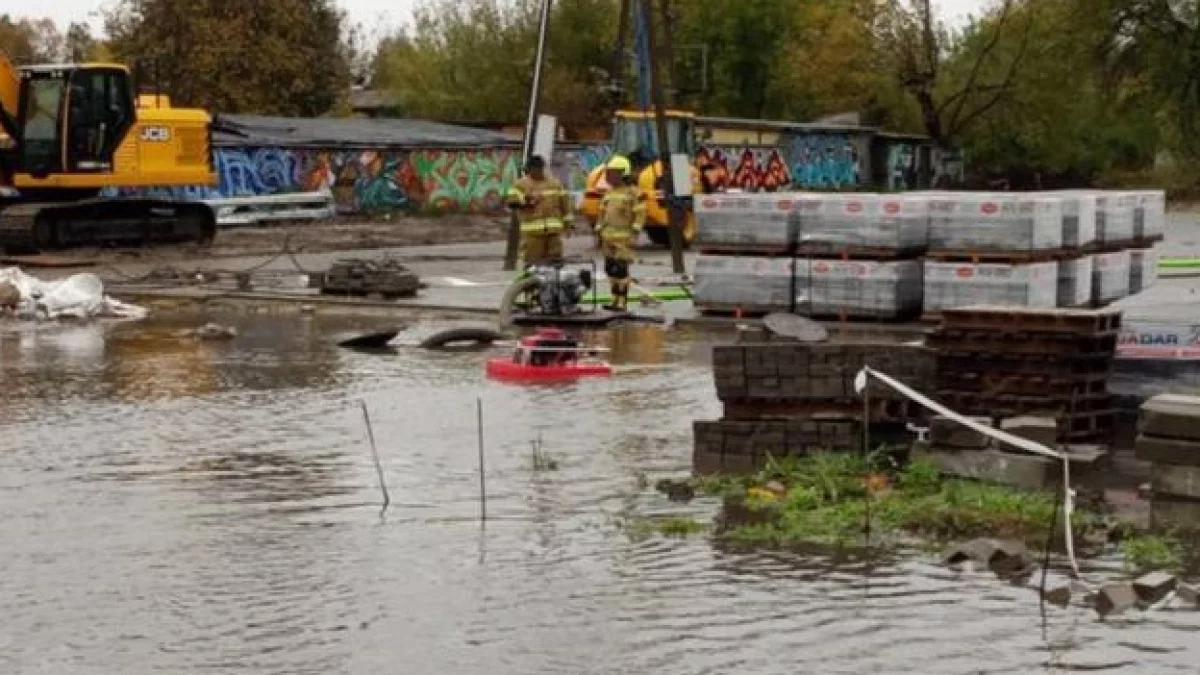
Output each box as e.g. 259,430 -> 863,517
1122,534 -> 1184,575
104,0 -> 353,116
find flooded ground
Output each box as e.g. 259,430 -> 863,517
1,312 -> 1197,674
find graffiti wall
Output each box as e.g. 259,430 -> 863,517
695,146 -> 792,192
694,132 -> 869,193
109,144 -> 611,215
885,142 -> 920,192
784,133 -> 863,190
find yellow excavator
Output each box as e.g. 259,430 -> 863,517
578,109 -> 704,247
0,50 -> 218,253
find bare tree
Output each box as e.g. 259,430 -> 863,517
876,0 -> 1034,148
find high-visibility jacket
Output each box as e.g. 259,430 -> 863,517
596,186 -> 646,241
505,175 -> 573,234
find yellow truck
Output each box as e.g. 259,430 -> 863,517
577,109 -> 705,247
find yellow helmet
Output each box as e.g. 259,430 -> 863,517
605,155 -> 632,175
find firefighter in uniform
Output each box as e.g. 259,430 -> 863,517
505,155 -> 573,266
595,155 -> 645,312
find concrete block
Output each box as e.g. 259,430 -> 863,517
943,537 -> 1029,575
1135,434 -> 1200,466
1094,582 -> 1139,617
1150,496 -> 1200,530
912,445 -> 1057,491
1043,584 -> 1072,608
930,415 -> 993,449
1176,582 -> 1200,608
1000,416 -> 1059,448
1140,394 -> 1200,441
1151,463 -> 1200,500
1133,571 -> 1178,605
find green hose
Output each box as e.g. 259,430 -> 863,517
581,287 -> 692,304
1158,258 -> 1200,269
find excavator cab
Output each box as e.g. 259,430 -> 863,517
8,65 -> 136,178
0,53 -> 217,252
611,109 -> 696,172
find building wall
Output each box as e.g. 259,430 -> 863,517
106,130 -> 939,215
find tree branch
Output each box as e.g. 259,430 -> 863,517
947,6 -> 1035,139
945,0 -> 1015,133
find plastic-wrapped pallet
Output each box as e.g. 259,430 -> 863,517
928,194 -> 1063,252
1130,190 -> 1166,241
924,261 -> 1058,312
793,193 -> 929,254
1130,247 -> 1160,294
1091,250 -> 1132,304
692,254 -> 801,310
1094,192 -> 1137,244
695,193 -> 798,249
1036,191 -> 1097,248
1057,256 -> 1094,307
806,259 -> 924,319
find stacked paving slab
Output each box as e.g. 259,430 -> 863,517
693,337 -> 936,475
1136,394 -> 1200,527
693,193 -> 927,320
691,189 -> 1164,319
926,306 -> 1121,446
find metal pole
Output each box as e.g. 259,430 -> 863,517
504,0 -> 554,271
640,0 -> 685,274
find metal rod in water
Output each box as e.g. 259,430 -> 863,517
361,400 -> 390,513
477,397 -> 487,523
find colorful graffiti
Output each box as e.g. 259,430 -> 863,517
408,149 -> 521,213
696,146 -> 792,192
886,143 -> 919,192
554,144 -> 611,192
786,133 -> 861,190
107,144 -> 608,214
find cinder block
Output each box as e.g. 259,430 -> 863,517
1133,571 -> 1177,605
1151,463 -> 1200,500
1176,582 -> 1200,608
912,445 -> 1057,491
930,415 -> 993,448
1094,582 -> 1139,617
1135,434 -> 1200,466
1000,416 -> 1059,447
1140,394 -> 1200,441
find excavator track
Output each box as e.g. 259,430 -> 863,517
0,197 -> 217,254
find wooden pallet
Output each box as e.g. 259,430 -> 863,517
935,390 -> 1114,417
722,397 -> 924,423
927,330 -> 1118,358
937,306 -> 1122,334
936,372 -> 1109,398
937,354 -> 1113,377
695,303 -> 780,318
697,244 -> 793,257
925,248 -> 1080,263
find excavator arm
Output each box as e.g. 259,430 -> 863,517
0,48 -> 21,142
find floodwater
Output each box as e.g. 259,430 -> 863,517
1,312 -> 1197,675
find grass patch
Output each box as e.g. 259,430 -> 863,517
676,453 -> 1109,551
1122,534 -> 1185,575
623,516 -> 708,541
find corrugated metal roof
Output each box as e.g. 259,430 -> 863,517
212,114 -> 518,149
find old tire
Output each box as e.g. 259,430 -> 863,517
498,276 -> 540,329
419,326 -> 509,350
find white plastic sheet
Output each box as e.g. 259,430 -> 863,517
0,267 -> 147,321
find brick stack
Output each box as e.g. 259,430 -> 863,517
693,341 -> 936,474
1136,394 -> 1200,527
926,306 -> 1122,445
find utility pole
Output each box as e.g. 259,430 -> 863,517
504,0 -> 554,271
640,0 -> 685,274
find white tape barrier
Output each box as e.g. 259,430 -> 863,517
853,366 -> 1084,579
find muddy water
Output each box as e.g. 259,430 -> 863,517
0,313 -> 1196,674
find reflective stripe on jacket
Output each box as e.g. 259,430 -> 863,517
507,175 -> 573,230
597,187 -> 646,241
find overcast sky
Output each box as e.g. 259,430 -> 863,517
0,0 -> 992,39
